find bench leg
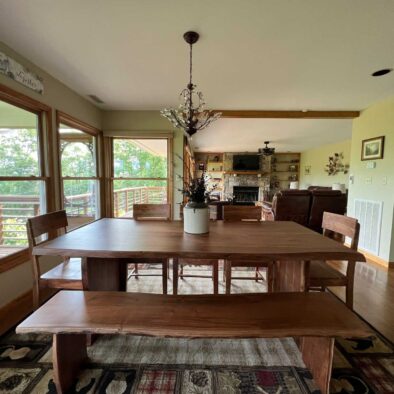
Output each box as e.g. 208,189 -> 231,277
53,333 -> 87,394
299,336 -> 334,394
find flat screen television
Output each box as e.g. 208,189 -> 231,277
233,155 -> 260,171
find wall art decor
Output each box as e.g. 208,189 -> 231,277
304,165 -> 311,175
0,51 -> 44,94
325,152 -> 349,176
361,136 -> 385,160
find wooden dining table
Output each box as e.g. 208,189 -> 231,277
33,218 -> 365,292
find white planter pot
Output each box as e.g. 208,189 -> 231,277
183,206 -> 209,234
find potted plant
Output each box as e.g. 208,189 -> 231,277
181,172 -> 215,234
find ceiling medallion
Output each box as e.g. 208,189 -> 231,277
258,141 -> 275,156
161,31 -> 221,138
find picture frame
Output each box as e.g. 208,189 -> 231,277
361,136 -> 385,161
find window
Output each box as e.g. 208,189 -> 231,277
0,100 -> 48,259
111,138 -> 171,218
57,113 -> 101,230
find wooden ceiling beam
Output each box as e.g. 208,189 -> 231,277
213,110 -> 360,119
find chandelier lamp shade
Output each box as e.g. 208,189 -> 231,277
161,31 -> 221,138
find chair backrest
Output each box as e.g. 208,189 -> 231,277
223,205 -> 262,221
26,210 -> 68,248
272,190 -> 311,225
133,204 -> 171,221
308,190 -> 347,233
322,212 -> 360,250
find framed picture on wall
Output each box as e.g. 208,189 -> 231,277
361,136 -> 385,160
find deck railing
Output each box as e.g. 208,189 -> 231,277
0,186 -> 167,247
113,186 -> 167,217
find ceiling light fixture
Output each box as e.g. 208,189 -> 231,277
371,68 -> 392,77
161,31 -> 221,138
258,141 -> 275,156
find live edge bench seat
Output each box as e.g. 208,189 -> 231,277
16,291 -> 371,394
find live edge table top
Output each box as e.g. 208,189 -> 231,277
33,219 -> 365,263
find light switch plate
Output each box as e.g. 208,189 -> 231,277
366,161 -> 376,169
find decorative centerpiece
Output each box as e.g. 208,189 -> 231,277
181,172 -> 214,234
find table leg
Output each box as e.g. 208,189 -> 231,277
53,333 -> 87,394
82,257 -> 128,291
273,260 -> 309,292
299,336 -> 334,394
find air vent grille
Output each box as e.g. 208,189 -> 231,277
354,199 -> 383,255
87,94 -> 104,104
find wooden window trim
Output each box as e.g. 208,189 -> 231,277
0,83 -> 55,272
56,110 -> 105,221
56,110 -> 101,136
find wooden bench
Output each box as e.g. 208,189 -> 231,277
16,291 -> 371,394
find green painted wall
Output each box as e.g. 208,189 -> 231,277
300,139 -> 351,189
347,96 -> 394,262
102,110 -> 184,219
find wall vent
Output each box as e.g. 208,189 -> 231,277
354,199 -> 383,255
87,94 -> 104,104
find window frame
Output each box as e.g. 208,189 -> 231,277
56,110 -> 104,226
0,83 -> 54,271
107,135 -> 173,219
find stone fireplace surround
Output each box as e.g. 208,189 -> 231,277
223,153 -> 270,202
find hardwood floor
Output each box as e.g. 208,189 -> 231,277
329,259 -> 394,342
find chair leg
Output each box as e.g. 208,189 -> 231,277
134,263 -> 139,279
225,261 -> 232,294
32,280 -> 40,310
180,264 -> 184,279
255,267 -> 259,282
267,263 -> 274,293
213,261 -> 219,294
172,258 -> 179,295
345,261 -> 356,310
162,260 -> 168,295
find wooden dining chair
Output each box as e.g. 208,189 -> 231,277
27,210 -> 83,310
307,212 -> 360,309
223,205 -> 274,294
130,204 -> 170,294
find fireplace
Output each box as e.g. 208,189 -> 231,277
233,186 -> 259,203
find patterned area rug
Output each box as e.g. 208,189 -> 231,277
0,268 -> 393,393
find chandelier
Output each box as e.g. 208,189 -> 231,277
258,141 -> 275,156
161,31 -> 221,138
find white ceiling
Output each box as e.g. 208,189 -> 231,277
192,118 -> 352,152
0,0 -> 393,152
0,0 -> 393,112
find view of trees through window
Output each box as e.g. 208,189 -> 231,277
112,139 -> 168,217
59,123 -> 99,229
0,101 -> 44,254
0,102 -> 171,255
